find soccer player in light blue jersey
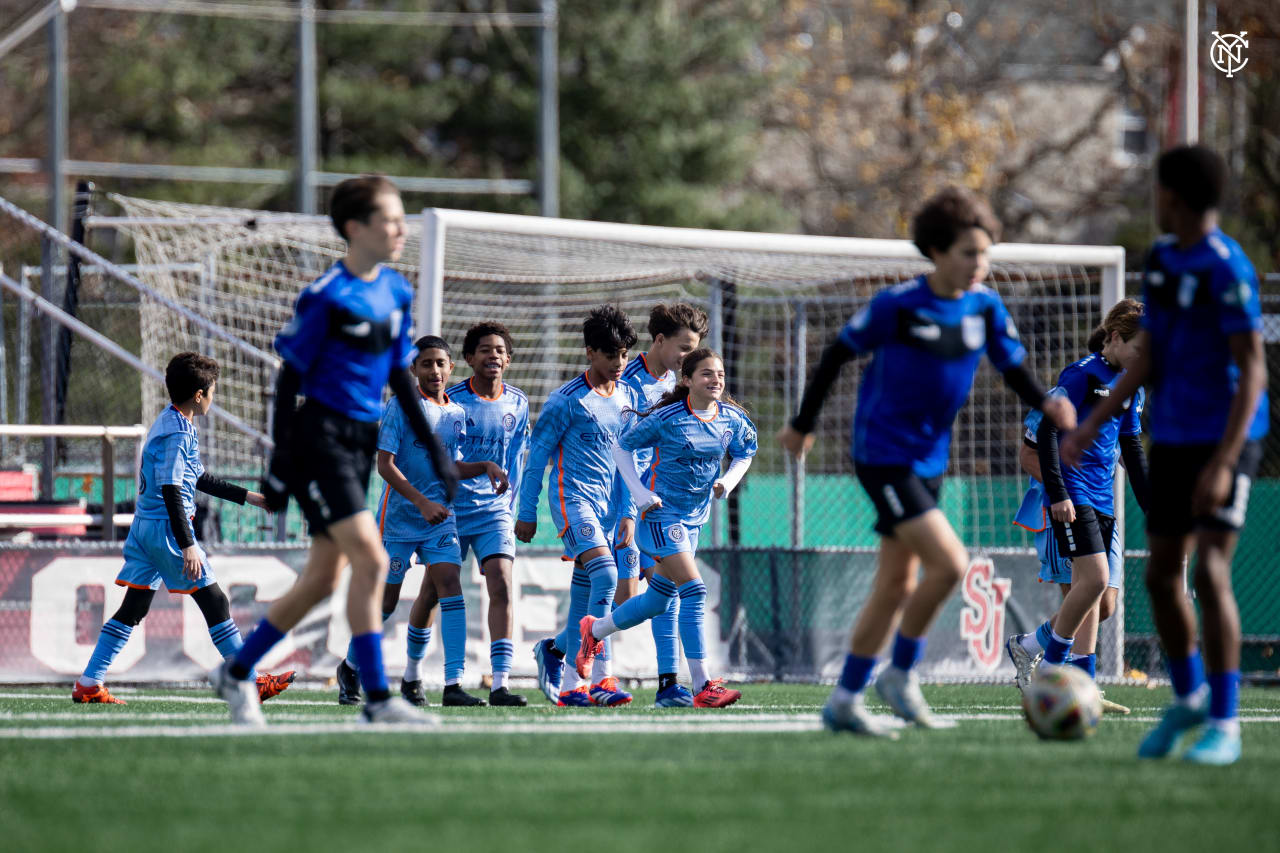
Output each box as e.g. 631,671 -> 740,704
614,302 -> 707,707
1063,146 -> 1269,765
73,353 -> 294,705
579,348 -> 757,708
446,322 -> 529,707
779,187 -> 1075,737
1007,299 -> 1149,714
211,176 -> 456,726
519,305 -> 640,707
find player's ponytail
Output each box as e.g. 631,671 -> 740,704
1088,298 -> 1144,353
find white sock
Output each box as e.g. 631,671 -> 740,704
688,658 -> 710,690
492,671 -> 508,690
1020,633 -> 1044,654
591,655 -> 611,684
591,612 -> 618,639
829,685 -> 860,708
1207,717 -> 1240,737
77,676 -> 103,688
445,676 -> 460,687
561,674 -> 583,694
1051,628 -> 1073,645
1176,683 -> 1210,709
403,656 -> 422,682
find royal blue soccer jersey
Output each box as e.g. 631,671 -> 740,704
839,275 -> 1027,478
274,261 -> 416,422
619,399 -> 758,528
446,377 -> 529,525
133,406 -> 205,521
376,391 -> 465,541
1024,353 -> 1143,516
1141,229 -> 1269,445
517,372 -> 639,525
619,352 -> 676,477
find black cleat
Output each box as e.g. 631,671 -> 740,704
400,679 -> 428,707
442,684 -> 486,707
336,660 -> 362,706
488,687 -> 528,707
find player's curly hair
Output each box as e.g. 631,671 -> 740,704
648,302 -> 709,341
166,352 -> 219,404
637,348 -> 748,416
414,335 -> 452,358
462,321 -> 515,358
1157,145 -> 1226,215
329,174 -> 399,241
912,186 -> 1001,259
582,304 -> 638,354
1087,298 -> 1143,353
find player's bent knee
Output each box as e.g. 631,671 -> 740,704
111,587 -> 156,627
191,584 -> 232,626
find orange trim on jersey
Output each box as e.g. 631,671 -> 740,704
639,352 -> 662,380
556,446 -> 569,536
378,488 -> 391,536
419,387 -> 451,406
585,371 -> 616,397
685,399 -> 719,422
468,377 -> 504,402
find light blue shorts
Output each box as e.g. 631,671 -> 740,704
552,500 -> 614,561
637,515 -> 702,561
385,519 -> 461,583
613,516 -> 655,580
1036,521 -> 1123,589
116,517 -> 215,594
456,510 -> 516,573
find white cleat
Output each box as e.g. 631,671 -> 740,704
874,666 -> 956,729
361,696 -> 441,726
1005,634 -> 1042,692
210,660 -> 265,727
1099,691 -> 1131,715
821,697 -> 900,740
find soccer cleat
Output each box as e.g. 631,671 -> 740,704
1183,725 -> 1241,766
589,677 -> 633,707
1098,691 -> 1130,715
71,682 -> 126,705
488,687 -> 528,707
256,670 -> 295,703
210,660 -> 265,727
654,683 -> 694,708
533,638 -> 564,704
574,615 -> 603,678
400,679 -> 427,707
1005,634 -> 1042,692
336,659 -> 362,706
693,678 -> 741,708
361,696 -> 440,725
874,666 -> 954,729
821,698 -> 900,740
1137,701 -> 1209,759
442,684 -> 487,707
557,686 -> 593,707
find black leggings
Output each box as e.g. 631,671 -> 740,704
109,583 -> 231,627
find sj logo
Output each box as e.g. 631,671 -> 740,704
959,558 -> 1012,671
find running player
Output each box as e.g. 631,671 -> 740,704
578,348 -> 756,708
73,353 -> 293,705
1007,299 -> 1149,714
446,322 -> 529,707
211,175 -> 456,726
778,187 -> 1075,737
1062,146 -> 1268,765
614,302 -> 707,707
520,305 -> 639,707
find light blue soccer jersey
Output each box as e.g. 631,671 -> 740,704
618,399 -> 758,527
517,372 -> 639,526
619,352 -> 676,478
376,391 -> 466,541
446,377 -> 529,529
133,406 -> 205,522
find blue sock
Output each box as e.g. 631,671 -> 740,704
350,632 -> 389,698
407,626 -> 431,662
1207,670 -> 1239,720
555,565 -> 591,654
1043,629 -> 1073,665
230,618 -> 284,680
890,632 -> 925,672
490,638 -> 513,677
81,619 -> 133,684
1168,650 -> 1206,699
838,653 -> 877,694
439,595 -> 467,685
1034,620 -> 1054,652
208,618 -> 256,680
611,574 -> 676,629
1067,652 -> 1096,678
677,579 -> 707,664
347,610 -> 393,670
652,593 -> 679,675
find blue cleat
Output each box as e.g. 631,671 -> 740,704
654,683 -> 694,708
1137,701 -> 1208,759
533,638 -> 563,705
1183,726 -> 1241,766
557,687 -> 593,707
589,677 -> 633,707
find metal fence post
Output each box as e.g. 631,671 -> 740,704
101,433 -> 115,542
792,303 -> 806,549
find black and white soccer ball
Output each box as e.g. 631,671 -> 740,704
1021,665 -> 1103,740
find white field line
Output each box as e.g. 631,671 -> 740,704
0,691 -> 333,706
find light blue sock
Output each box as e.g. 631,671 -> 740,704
347,610 -> 393,670
490,638 -> 513,676
555,565 -> 591,654
208,618 -> 256,680
80,619 -> 132,685
407,625 -> 431,662
652,594 -> 679,675
611,574 -> 676,629
561,556 -> 614,665
440,595 -> 467,685
586,555 -> 617,663
1034,620 -> 1054,653
677,579 -> 707,663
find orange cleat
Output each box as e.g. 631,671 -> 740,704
256,670 -> 296,702
693,678 -> 741,709
575,615 -> 603,678
71,682 -> 126,704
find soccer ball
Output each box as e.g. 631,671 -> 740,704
1021,665 -> 1103,740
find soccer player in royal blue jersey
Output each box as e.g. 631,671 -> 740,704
447,322 -> 530,706
779,187 -> 1075,737
1063,146 -> 1269,765
580,348 -> 757,708
614,302 -> 707,707
73,353 -> 294,705
519,305 -> 640,707
1007,299 -> 1149,713
210,176 -> 457,726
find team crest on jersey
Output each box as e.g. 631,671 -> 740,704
668,524 -> 685,543
502,413 -> 516,432
389,557 -> 404,575
959,558 -> 1012,671
623,550 -> 639,568
962,315 -> 986,351
578,523 -> 595,539
720,429 -> 733,450
453,419 -> 464,436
